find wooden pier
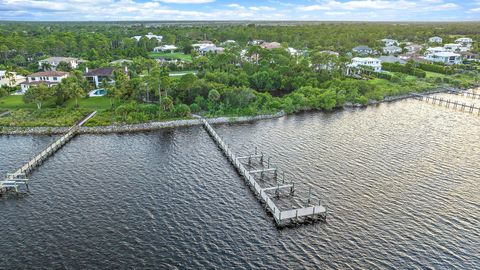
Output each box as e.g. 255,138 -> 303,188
451,89 -> 480,100
200,118 -> 327,227
413,93 -> 480,115
0,111 -> 97,196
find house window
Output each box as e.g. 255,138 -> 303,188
53,77 -> 58,81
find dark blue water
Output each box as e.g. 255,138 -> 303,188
1,96 -> 479,269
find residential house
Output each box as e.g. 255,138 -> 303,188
248,40 -> 265,46
261,42 -> 282,50
352,46 -> 375,56
38,57 -> 83,71
379,55 -> 406,64
424,52 -> 462,65
20,71 -> 69,93
460,52 -> 478,61
347,57 -> 382,73
426,47 -> 448,54
383,46 -> 402,55
153,45 -> 178,53
132,32 -> 163,42
193,43 -> 224,55
287,47 -> 302,56
381,38 -> 398,46
455,37 -> 473,47
405,44 -> 423,54
84,67 -> 115,88
319,50 -> 340,57
0,71 -> 25,87
429,36 -> 443,43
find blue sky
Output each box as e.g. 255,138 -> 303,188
0,0 -> 479,21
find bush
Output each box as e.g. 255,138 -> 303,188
173,104 -> 191,118
418,62 -> 454,75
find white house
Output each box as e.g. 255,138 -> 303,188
38,57 -> 83,71
153,45 -> 178,53
132,32 -> 163,42
381,38 -> 398,46
424,52 -> 462,65
455,37 -> 473,47
429,36 -> 443,43
426,47 -> 448,54
0,71 -> 25,87
383,46 -> 402,55
347,57 -> 382,72
193,43 -> 224,55
19,71 -> 69,93
261,42 -> 282,50
287,47 -> 302,56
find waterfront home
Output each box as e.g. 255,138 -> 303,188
153,45 -> 178,53
88,88 -> 107,97
424,52 -> 462,65
20,71 -> 69,93
381,38 -> 398,46
194,44 -> 224,55
347,57 -> 382,72
84,67 -> 115,88
383,46 -> 402,55
460,52 -> 478,61
132,32 -> 163,42
261,42 -> 282,50
0,70 -> 25,87
429,36 -> 443,43
455,37 -> 473,47
38,57 -> 83,71
379,55 -> 406,64
352,45 -> 375,56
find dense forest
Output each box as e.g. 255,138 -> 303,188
0,22 -> 479,127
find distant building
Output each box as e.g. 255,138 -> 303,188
132,32 -> 163,42
84,67 -> 115,88
383,46 -> 402,55
405,44 -> 423,54
248,40 -> 265,46
347,57 -> 382,72
38,57 -> 83,71
429,36 -> 443,43
0,71 -> 25,88
426,47 -> 448,54
379,55 -> 407,64
352,45 -> 375,56
153,45 -> 178,53
424,52 -> 462,65
261,42 -> 282,50
318,50 -> 340,57
381,38 -> 398,46
193,43 -> 224,55
455,37 -> 473,47
20,71 -> 69,93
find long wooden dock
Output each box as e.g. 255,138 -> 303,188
200,118 -> 327,227
451,89 -> 480,100
413,93 -> 480,115
0,111 -> 97,195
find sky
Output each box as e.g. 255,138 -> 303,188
0,0 -> 479,21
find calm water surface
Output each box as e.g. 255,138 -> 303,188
1,96 -> 479,269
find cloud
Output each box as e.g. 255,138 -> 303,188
155,0 -> 214,3
297,0 -> 459,12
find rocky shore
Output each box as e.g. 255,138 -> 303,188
0,111 -> 286,135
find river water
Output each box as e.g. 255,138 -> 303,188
1,95 -> 479,269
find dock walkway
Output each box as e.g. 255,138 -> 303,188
413,93 -> 480,115
0,111 -> 97,195
200,118 -> 326,227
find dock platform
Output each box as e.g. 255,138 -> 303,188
200,118 -> 327,227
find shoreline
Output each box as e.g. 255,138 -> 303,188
0,86 -> 469,136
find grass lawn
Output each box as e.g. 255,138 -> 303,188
65,96 -> 112,110
149,52 -> 193,62
0,95 -> 42,109
425,71 -> 447,78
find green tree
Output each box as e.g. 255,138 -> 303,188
23,84 -> 54,109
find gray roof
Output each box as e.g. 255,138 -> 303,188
379,55 -> 406,64
353,45 -> 373,51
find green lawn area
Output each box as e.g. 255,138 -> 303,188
425,71 -> 447,79
149,52 -> 193,62
65,96 -> 112,110
0,95 -> 112,111
0,95 -> 40,109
